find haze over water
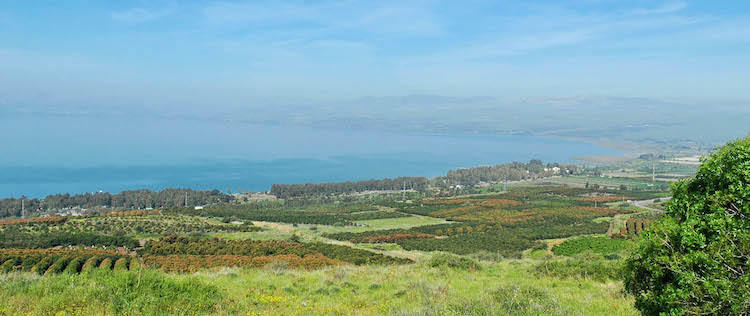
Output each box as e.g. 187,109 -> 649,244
1,115 -> 617,198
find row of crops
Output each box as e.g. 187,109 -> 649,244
0,249 -> 137,275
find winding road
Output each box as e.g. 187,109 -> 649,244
631,197 -> 671,212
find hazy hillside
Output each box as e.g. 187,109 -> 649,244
9,95 -> 747,151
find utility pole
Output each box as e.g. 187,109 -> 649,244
21,198 -> 25,219
185,192 -> 188,207
652,164 -> 656,182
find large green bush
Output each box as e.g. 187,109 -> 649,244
552,237 -> 632,256
427,253 -> 481,271
624,136 -> 750,315
535,252 -> 622,282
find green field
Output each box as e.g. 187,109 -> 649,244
354,216 -> 451,230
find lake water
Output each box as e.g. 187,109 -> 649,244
0,114 -> 619,198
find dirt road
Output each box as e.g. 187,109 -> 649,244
631,197 -> 672,212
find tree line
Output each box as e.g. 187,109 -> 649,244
270,176 -> 430,198
0,188 -> 232,218
438,160 -> 578,187
0,228 -> 139,249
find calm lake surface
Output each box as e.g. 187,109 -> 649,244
1,115 -> 619,198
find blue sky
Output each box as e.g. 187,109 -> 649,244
1,0 -> 749,109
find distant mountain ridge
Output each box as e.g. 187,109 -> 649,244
6,95 -> 749,148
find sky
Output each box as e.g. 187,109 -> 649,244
1,0 -> 749,109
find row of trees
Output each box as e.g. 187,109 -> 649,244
270,177 -> 430,198
0,188 -> 233,218
0,228 -> 139,249
142,235 -> 411,265
398,221 -> 608,258
166,205 -> 351,226
0,249 -> 133,274
439,160 -> 578,187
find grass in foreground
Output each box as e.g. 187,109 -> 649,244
0,257 -> 636,315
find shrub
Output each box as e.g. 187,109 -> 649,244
552,237 -> 632,256
21,257 -> 39,271
263,260 -> 289,275
427,253 -> 480,271
534,252 -> 622,282
63,258 -> 84,274
490,285 -> 568,315
531,241 -> 548,251
624,136 -> 750,315
468,251 -> 504,262
31,257 -> 53,274
113,258 -> 130,271
1,258 -> 16,273
99,258 -> 113,270
129,259 -> 143,271
45,257 -> 71,275
81,256 -> 101,272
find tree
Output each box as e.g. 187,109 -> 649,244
593,167 -> 602,177
623,136 -> 750,315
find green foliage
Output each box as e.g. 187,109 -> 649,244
31,257 -> 52,274
535,252 -> 623,282
340,211 -> 410,221
442,160 -> 577,186
81,256 -> 101,272
142,235 -> 411,268
54,215 -> 259,237
99,258 -> 113,270
552,237 -> 632,256
129,259 -> 143,271
0,269 -> 224,315
45,257 -> 70,275
0,262 -> 635,315
324,222 -> 480,242
0,258 -> 16,273
467,251 -> 505,262
398,221 -> 608,258
0,249 -> 128,275
487,284 -> 568,315
270,177 -> 429,198
166,205 -> 351,226
624,136 -> 750,315
306,242 -> 411,265
0,189 -> 231,218
427,253 -> 481,271
113,258 -> 130,271
21,257 -> 38,271
0,228 -> 139,249
63,258 -> 83,274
